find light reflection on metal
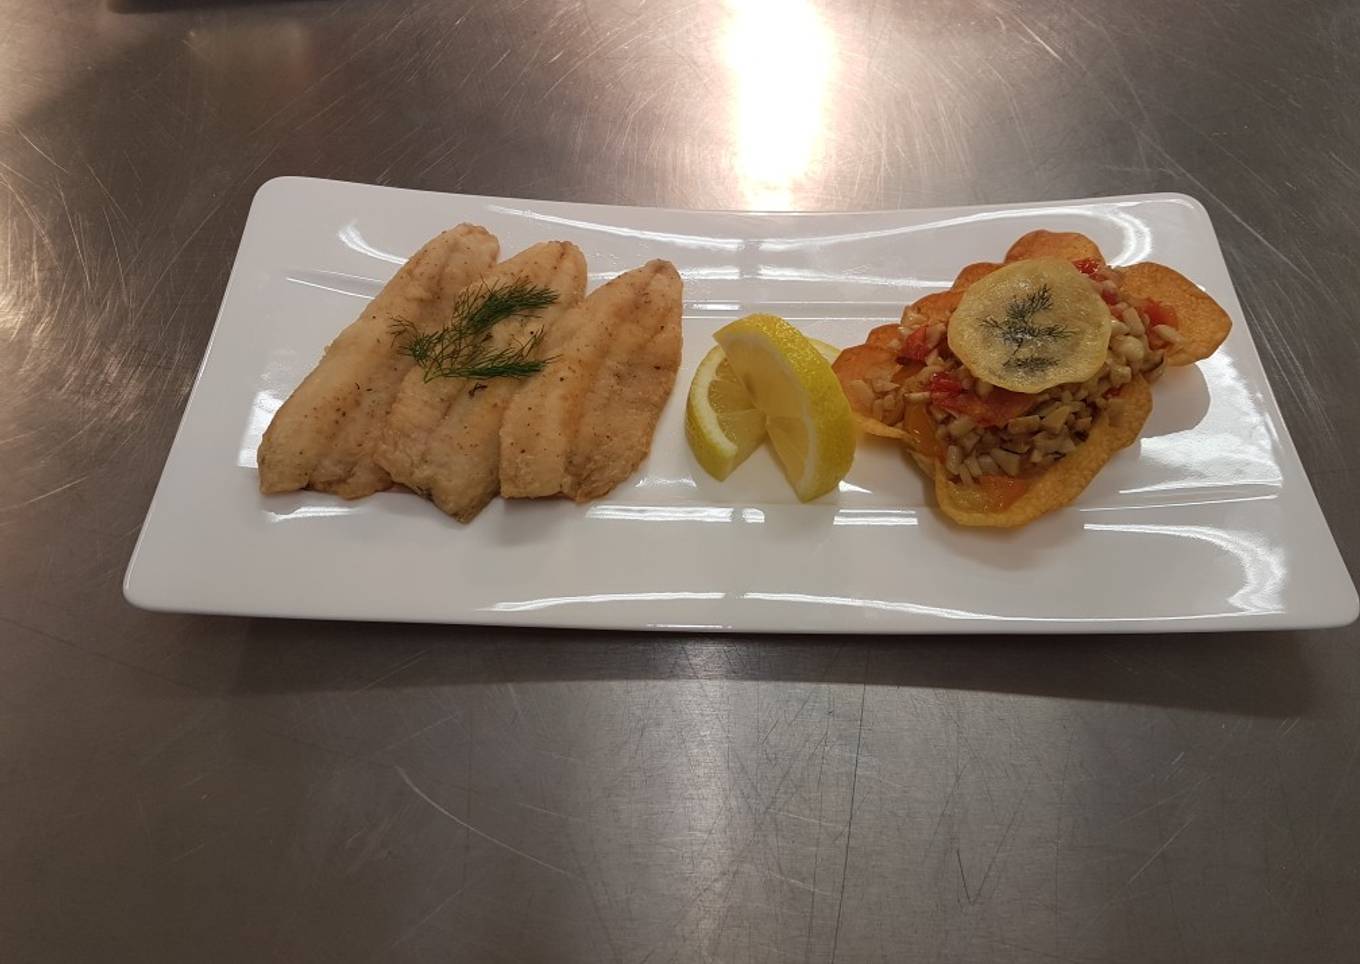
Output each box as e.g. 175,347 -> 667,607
724,0 -> 835,210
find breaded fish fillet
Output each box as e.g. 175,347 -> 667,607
375,241 -> 587,521
500,259 -> 683,502
257,224 -> 499,498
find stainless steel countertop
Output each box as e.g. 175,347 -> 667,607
3,1 -> 1358,961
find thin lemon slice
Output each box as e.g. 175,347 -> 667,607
947,257 -> 1109,393
713,315 -> 854,501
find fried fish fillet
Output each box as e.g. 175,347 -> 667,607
375,241 -> 587,521
257,224 -> 499,498
500,259 -> 683,502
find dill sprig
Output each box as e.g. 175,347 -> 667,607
982,285 -> 1066,349
1005,354 -> 1060,376
451,277 -> 559,336
390,277 -> 559,383
980,285 -> 1071,372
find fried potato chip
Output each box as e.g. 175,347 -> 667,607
852,412 -> 906,439
832,343 -> 898,393
1004,229 -> 1104,266
908,289 -> 964,326
952,261 -> 1001,290
862,323 -> 903,351
908,450 -> 935,477
931,375 -> 1153,528
831,343 -> 901,437
1118,262 -> 1232,366
947,258 -> 1110,393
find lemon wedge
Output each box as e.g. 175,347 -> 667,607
702,314 -> 854,501
685,344 -> 767,481
687,338 -> 844,483
809,339 -> 842,364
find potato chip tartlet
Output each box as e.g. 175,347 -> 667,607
833,230 -> 1232,527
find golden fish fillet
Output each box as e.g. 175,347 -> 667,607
500,259 -> 683,502
375,241 -> 587,521
257,224 -> 499,498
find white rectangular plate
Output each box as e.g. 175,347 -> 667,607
125,177 -> 1358,632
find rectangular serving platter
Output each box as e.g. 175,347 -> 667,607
124,177 -> 1359,632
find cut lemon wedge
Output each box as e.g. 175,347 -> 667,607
809,338 -> 841,364
686,337 -> 845,483
707,315 -> 854,501
686,344 -> 767,481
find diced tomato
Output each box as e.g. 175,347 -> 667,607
1072,258 -> 1101,276
902,402 -> 944,460
933,391 -> 979,420
934,386 -> 1038,428
1142,297 -> 1179,329
928,371 -> 1039,428
897,324 -> 933,363
928,372 -> 963,397
1100,287 -> 1119,306
988,389 -> 1042,423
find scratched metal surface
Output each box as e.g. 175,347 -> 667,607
1,0 -> 1358,960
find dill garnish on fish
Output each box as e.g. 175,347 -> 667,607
390,277 -> 559,382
